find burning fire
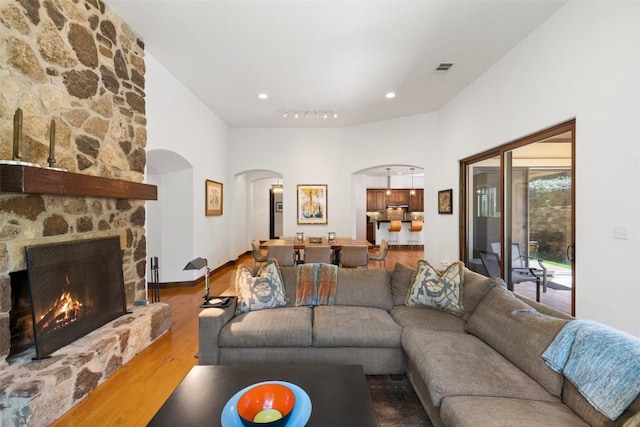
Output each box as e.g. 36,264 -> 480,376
39,291 -> 83,330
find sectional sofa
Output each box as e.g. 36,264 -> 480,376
198,262 -> 640,426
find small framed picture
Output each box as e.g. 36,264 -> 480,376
205,179 -> 223,216
438,189 -> 453,214
275,201 -> 283,212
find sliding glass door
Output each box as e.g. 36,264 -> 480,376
461,121 -> 575,315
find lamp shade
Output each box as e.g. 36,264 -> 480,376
184,257 -> 208,270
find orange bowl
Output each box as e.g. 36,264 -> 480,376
237,383 -> 296,426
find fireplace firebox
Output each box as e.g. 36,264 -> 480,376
25,236 -> 127,359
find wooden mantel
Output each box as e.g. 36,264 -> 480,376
0,164 -> 157,200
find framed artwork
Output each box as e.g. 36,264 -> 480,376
438,189 -> 453,214
297,184 -> 328,224
205,179 -> 223,216
275,201 -> 283,212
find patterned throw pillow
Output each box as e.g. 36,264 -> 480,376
235,259 -> 288,314
405,260 -> 465,317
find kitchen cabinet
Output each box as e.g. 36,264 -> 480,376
366,222 -> 375,244
366,189 -> 387,211
388,189 -> 409,205
409,189 -> 424,212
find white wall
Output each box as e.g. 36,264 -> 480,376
228,113 -> 437,256
145,53 -> 230,281
434,1 -> 640,336
142,0 -> 640,337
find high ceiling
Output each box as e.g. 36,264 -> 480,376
106,0 -> 567,129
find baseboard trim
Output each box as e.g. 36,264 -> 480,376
152,255 -> 245,289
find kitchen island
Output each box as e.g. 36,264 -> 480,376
374,219 -> 422,246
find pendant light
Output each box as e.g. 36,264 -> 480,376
271,177 -> 283,194
386,168 -> 391,196
410,168 -> 416,196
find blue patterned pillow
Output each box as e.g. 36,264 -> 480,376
235,260 -> 288,314
405,260 -> 465,317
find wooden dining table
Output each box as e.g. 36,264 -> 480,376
261,237 -> 372,250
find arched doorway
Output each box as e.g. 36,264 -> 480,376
146,149 -> 193,282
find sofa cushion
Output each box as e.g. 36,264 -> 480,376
402,327 -> 559,407
466,285 -> 568,398
440,396 -> 589,427
459,270 -> 503,322
234,261 -> 288,313
391,262 -> 416,305
390,305 -> 466,333
219,307 -> 312,347
334,268 -> 393,311
279,266 -> 298,306
405,260 -> 465,317
313,306 -> 402,348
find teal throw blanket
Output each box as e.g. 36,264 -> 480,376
541,319 -> 640,420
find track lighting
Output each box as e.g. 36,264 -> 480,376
282,109 -> 338,120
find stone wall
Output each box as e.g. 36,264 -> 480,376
530,206 -> 572,263
0,0 -> 148,366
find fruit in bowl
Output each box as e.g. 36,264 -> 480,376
237,383 -> 296,426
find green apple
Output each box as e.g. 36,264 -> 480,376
253,408 -> 283,423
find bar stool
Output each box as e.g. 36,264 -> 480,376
407,220 -> 423,247
388,220 -> 402,248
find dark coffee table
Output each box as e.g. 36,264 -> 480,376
148,363 -> 379,426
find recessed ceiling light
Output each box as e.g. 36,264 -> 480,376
258,93 -> 268,100
385,92 -> 396,99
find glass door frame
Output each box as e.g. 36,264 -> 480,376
459,119 -> 576,315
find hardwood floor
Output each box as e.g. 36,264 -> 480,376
52,247 -> 569,425
52,248 -> 423,426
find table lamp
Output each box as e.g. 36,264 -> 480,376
183,257 -> 214,307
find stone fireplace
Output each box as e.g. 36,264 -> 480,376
0,1 -> 171,425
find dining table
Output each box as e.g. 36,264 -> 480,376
261,237 -> 372,250
261,237 -> 372,265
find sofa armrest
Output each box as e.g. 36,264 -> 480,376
198,300 -> 237,365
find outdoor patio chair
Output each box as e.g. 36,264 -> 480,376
491,242 -> 550,293
479,250 -> 542,302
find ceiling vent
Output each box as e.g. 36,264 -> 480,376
435,63 -> 454,72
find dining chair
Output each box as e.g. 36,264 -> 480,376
303,246 -> 332,264
339,245 -> 369,269
368,239 -> 389,268
267,244 -> 296,267
479,250 -> 542,302
251,240 -> 268,266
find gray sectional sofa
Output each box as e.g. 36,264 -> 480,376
198,263 -> 640,426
